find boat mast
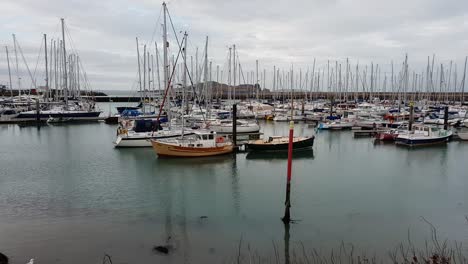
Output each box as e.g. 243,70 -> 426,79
61,18 -> 68,107
288,66 -> 294,118
155,42 -> 161,93
12,34 -> 21,97
44,34 -> 49,102
204,36 -> 209,111
136,37 -> 142,102
143,45 -> 147,103
76,55 -> 80,98
233,44 -> 236,101
461,56 -> 467,105
162,2 -> 169,117
256,59 -> 259,101
5,46 -> 13,98
228,47 -> 231,102
53,41 -> 58,101
182,32 -> 188,137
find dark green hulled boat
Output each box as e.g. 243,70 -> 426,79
245,136 -> 315,151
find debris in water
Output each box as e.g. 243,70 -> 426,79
199,216 -> 208,219
153,246 -> 169,254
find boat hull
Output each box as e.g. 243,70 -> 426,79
395,135 -> 451,146
151,141 -> 233,157
210,124 -> 260,134
15,111 -> 101,121
246,136 -> 314,151
114,132 -> 194,148
457,132 -> 468,140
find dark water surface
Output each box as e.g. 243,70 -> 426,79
1,119 -> 468,263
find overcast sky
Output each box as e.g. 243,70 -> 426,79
1,0 -> 467,91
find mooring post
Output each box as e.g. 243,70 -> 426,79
409,102 -> 414,131
282,121 -> 294,224
232,104 -> 237,148
36,99 -> 40,123
444,105 -> 449,130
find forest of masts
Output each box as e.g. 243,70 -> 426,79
4,24 -> 468,104
3,19 -> 94,101
134,34 -> 468,104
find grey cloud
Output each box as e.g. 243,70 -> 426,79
1,0 -> 467,90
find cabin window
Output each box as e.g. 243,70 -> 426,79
188,144 -> 194,147
197,144 -> 203,147
202,135 -> 208,140
208,134 -> 214,140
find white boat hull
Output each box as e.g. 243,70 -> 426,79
114,130 -> 192,148
458,132 -> 468,140
210,124 -> 260,134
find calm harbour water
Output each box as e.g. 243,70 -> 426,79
1,111 -> 468,263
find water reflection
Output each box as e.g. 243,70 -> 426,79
284,223 -> 291,264
231,153 -> 240,215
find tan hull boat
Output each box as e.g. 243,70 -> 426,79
151,140 -> 233,157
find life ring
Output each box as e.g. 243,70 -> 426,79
216,137 -> 225,143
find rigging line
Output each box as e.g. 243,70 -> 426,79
146,7 -> 163,47
30,36 -> 45,90
16,38 -> 38,89
155,33 -> 186,123
64,22 -> 95,94
166,9 -> 206,120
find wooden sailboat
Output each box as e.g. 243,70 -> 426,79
151,130 -> 233,157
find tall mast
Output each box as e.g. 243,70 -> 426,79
182,32 -> 188,136
162,2 -> 169,96
155,42 -> 161,92
203,36 -> 209,108
44,34 -> 49,102
233,44 -> 236,101
61,18 -> 68,107
256,59 -> 259,100
76,56 -> 80,98
147,51 -> 151,100
61,18 -> 68,106
143,44 -> 147,100
228,47 -> 231,101
12,34 -> 21,97
195,48 -> 199,86
54,41 -> 58,101
151,54 -> 155,100
136,37 -> 142,101
290,65 -> 294,119
216,65 -> 219,99
5,46 -> 13,98
461,56 -> 467,105
273,65 -> 276,101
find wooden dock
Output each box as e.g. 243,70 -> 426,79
353,129 -> 388,138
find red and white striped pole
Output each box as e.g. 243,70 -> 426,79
282,120 -> 294,224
